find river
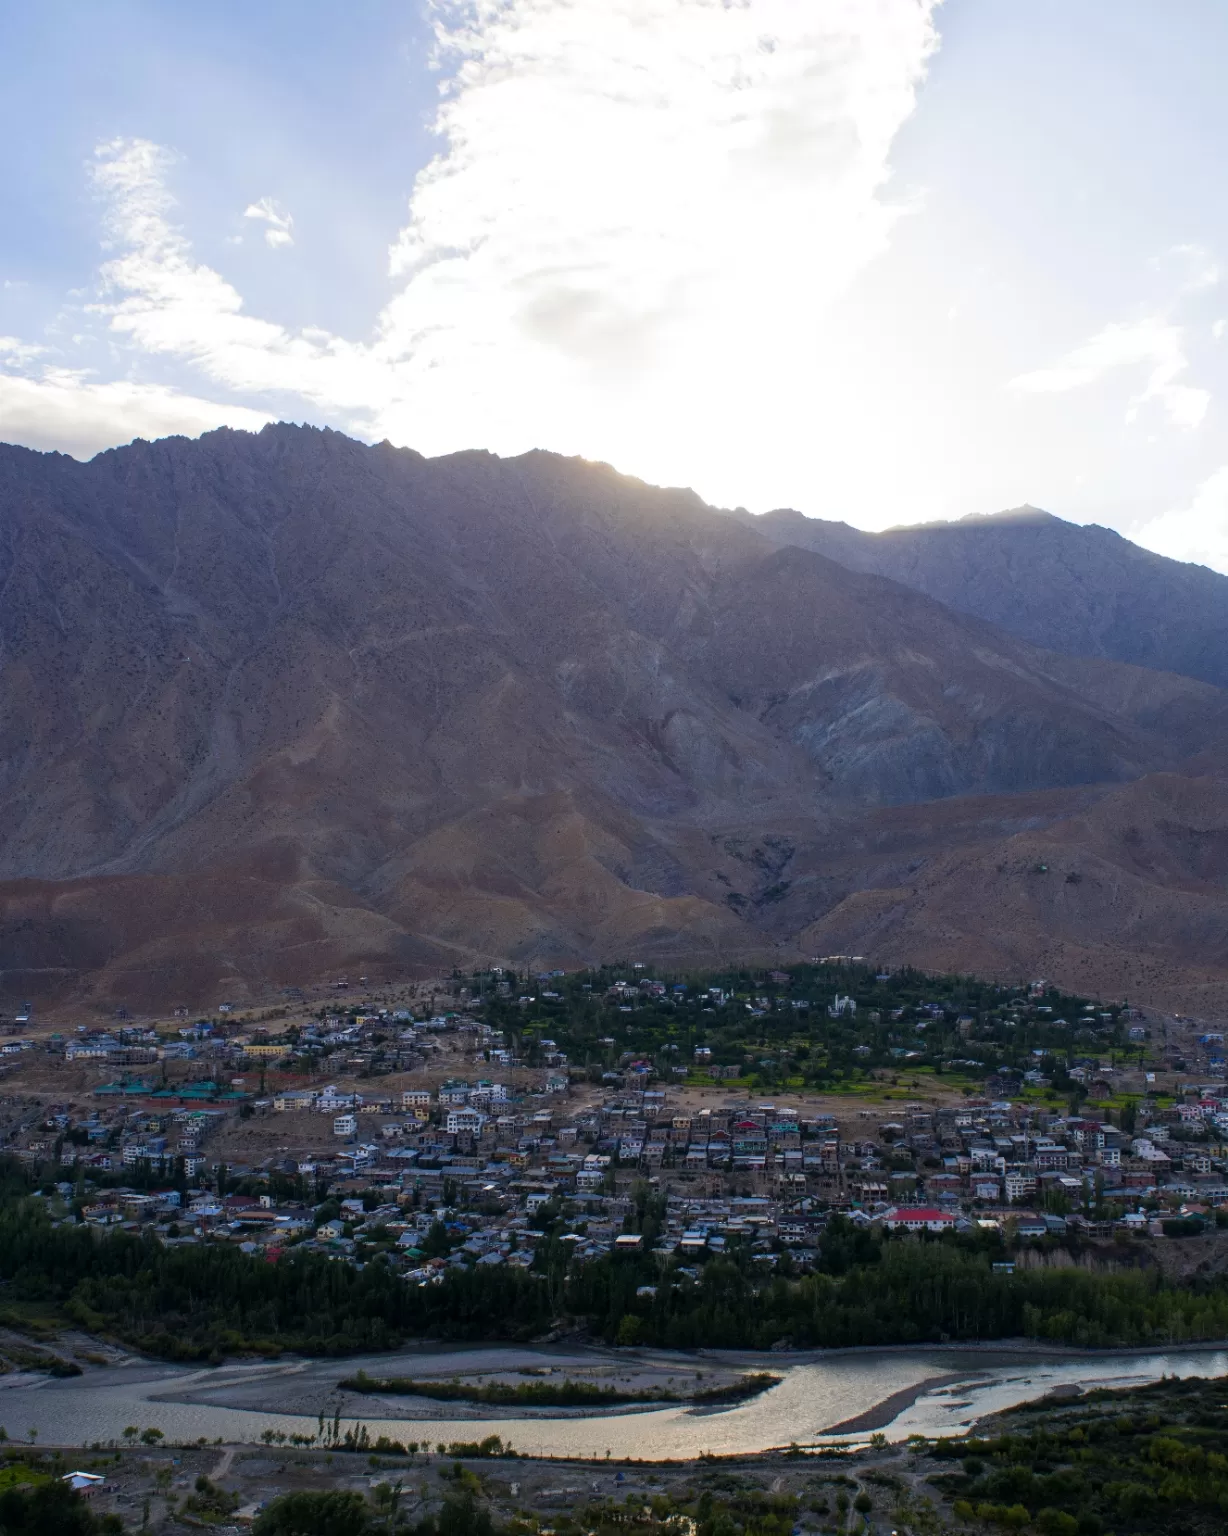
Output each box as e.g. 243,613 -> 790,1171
3,1344 -> 1225,1457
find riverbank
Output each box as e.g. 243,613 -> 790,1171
0,1430 -> 951,1533
711,1335 -> 1228,1364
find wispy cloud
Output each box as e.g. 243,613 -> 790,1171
1010,246 -> 1218,431
0,336 -> 46,365
243,196 -> 294,248
1010,316 -> 1210,430
0,2 -> 939,483
1163,242 -> 1220,294
88,138 -> 391,415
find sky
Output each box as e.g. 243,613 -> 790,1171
2,0 -> 1228,573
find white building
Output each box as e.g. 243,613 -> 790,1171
880,1206 -> 955,1233
445,1107 -> 486,1136
1005,1171 -> 1037,1202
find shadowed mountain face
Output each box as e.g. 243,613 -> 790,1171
739,505 -> 1228,689
1,424 -> 1226,1012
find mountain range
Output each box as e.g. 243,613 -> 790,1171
1,423 -> 1225,1014
736,504 -> 1228,689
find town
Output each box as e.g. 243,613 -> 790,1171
1,961 -> 1225,1276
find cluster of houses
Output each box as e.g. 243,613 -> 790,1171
47,1011 -> 470,1077
17,1063 -> 1228,1273
14,1100 -> 225,1180
2,974 -> 1223,1270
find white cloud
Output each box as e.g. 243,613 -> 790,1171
1134,466 -> 1228,575
1,2 -> 936,502
1010,315 -> 1209,430
243,196 -> 295,249
0,370 -> 270,459
376,0 -> 940,493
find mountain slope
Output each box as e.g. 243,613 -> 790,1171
741,506 -> 1228,688
1,424 -> 1226,1012
799,771 -> 1228,1017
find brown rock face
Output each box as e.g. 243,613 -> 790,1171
1,424 -> 1226,1011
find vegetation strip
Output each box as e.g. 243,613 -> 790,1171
339,1369 -> 781,1406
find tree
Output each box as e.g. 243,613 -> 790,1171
615,1314 -> 644,1347
438,1492 -> 493,1536
253,1490 -> 371,1536
0,1479 -> 121,1535
370,1481 -> 402,1532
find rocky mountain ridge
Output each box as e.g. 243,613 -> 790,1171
1,424 -> 1225,1013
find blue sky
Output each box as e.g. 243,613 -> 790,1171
2,0 -> 1227,572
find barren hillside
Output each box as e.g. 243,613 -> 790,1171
1,424 -> 1225,1012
